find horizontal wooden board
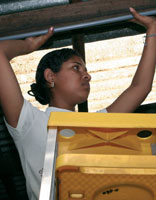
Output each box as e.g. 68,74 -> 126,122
0,0 -> 155,37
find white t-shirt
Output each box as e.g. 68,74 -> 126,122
4,99 -> 107,200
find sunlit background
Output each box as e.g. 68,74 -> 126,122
11,33 -> 156,112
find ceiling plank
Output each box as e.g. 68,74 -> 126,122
0,0 -> 155,37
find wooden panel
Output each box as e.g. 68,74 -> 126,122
70,0 -> 88,112
0,0 -> 155,37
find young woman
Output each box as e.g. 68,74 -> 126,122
0,7 -> 155,200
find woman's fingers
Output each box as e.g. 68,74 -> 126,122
129,7 -> 141,19
129,7 -> 146,26
129,7 -> 156,29
34,26 -> 54,47
42,27 -> 54,42
25,26 -> 54,52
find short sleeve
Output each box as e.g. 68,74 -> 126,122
96,108 -> 108,113
4,99 -> 41,141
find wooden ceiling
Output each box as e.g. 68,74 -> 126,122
0,0 -> 155,48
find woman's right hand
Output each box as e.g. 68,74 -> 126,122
0,26 -> 54,60
24,27 -> 54,53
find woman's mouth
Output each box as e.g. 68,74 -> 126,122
82,82 -> 90,90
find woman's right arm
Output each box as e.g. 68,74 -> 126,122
0,27 -> 54,127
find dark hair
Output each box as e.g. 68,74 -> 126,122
28,48 -> 82,105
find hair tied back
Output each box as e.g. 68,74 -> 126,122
27,83 -> 49,105
28,89 -> 35,97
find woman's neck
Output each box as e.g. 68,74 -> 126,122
49,101 -> 75,111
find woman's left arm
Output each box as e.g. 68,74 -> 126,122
107,7 -> 156,113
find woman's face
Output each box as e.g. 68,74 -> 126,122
52,55 -> 91,109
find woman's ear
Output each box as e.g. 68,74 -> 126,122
44,68 -> 55,87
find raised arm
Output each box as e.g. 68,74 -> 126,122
0,27 -> 54,127
107,8 -> 156,113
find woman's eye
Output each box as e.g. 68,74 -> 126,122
73,65 -> 79,70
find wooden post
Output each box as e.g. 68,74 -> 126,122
70,0 -> 88,112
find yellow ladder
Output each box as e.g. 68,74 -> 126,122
39,112 -> 156,200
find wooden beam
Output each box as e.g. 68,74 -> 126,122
70,0 -> 88,112
72,32 -> 89,112
0,0 -> 155,37
72,33 -> 85,62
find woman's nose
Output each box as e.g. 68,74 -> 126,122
83,71 -> 91,81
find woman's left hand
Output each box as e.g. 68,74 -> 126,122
129,7 -> 156,31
